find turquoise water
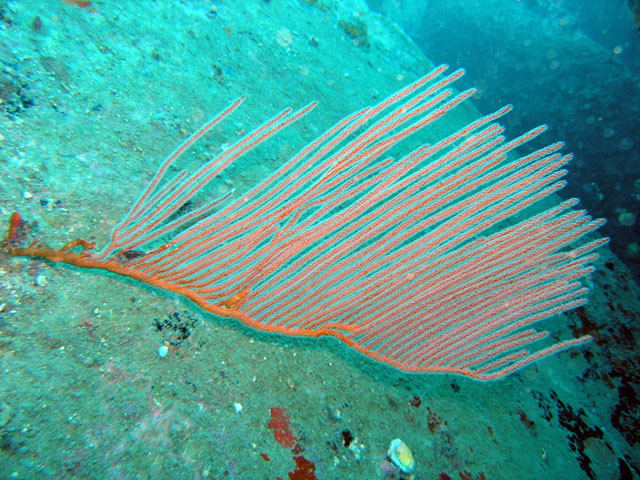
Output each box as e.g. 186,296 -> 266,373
0,1 -> 638,479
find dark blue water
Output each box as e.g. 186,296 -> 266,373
369,0 -> 640,282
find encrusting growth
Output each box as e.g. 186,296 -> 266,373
4,65 -> 607,380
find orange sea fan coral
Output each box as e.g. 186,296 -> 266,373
5,65 -> 607,380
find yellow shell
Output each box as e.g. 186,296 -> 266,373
387,438 -> 415,473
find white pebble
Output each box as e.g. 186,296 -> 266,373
387,438 -> 415,474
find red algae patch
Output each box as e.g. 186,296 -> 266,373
268,407 -> 297,448
289,456 -> 317,480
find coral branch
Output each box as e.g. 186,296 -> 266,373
5,65 -> 607,380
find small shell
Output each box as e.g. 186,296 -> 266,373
276,28 -> 293,48
387,438 -> 415,474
